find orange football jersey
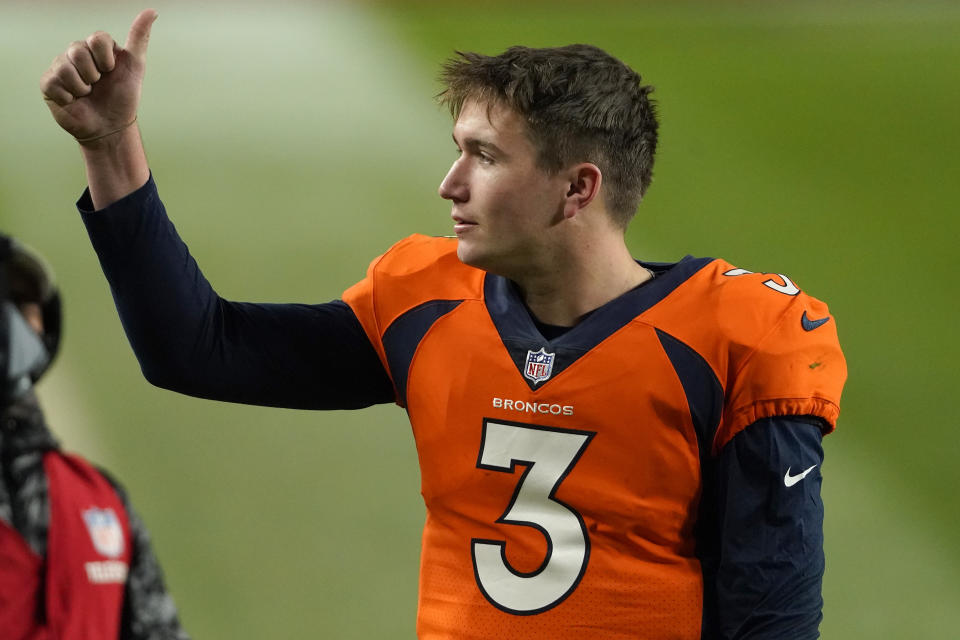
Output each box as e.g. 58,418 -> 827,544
343,235 -> 846,639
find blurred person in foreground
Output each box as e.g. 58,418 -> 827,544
0,233 -> 190,639
40,9 -> 846,639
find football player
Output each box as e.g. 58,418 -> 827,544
41,10 -> 845,639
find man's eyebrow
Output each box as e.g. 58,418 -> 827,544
452,133 -> 506,157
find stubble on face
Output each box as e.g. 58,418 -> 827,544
440,100 -> 568,279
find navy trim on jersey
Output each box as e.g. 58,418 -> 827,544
382,300 -> 463,406
654,328 -> 725,638
484,256 -> 715,390
654,329 -> 723,466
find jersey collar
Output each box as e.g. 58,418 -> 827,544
484,255 -> 714,390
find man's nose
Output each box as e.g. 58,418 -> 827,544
438,159 -> 468,202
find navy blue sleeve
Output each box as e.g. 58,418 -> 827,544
712,416 -> 826,640
77,175 -> 395,410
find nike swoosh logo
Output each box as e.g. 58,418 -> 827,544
801,311 -> 830,331
784,464 -> 818,487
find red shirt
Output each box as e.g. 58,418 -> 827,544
0,452 -> 131,640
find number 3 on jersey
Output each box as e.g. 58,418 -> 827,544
472,419 -> 595,615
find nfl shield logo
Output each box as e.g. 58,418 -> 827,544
82,508 -> 125,558
524,347 -> 556,384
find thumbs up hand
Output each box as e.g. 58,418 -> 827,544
41,9 -> 158,145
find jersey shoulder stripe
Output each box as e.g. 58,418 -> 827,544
383,299 -> 463,406
643,259 -> 846,451
344,234 -> 482,329
655,328 -> 724,465
343,235 -> 483,404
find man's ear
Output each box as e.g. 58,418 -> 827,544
563,163 -> 602,219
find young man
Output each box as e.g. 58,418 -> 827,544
41,10 -> 846,639
0,233 -> 190,639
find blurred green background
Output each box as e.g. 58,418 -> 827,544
2,1 -> 958,637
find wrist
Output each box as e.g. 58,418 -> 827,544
80,122 -> 150,211
76,116 -> 139,147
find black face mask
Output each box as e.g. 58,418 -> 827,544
1,234 -> 60,408
1,300 -> 50,405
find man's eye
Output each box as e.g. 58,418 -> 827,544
478,153 -> 494,164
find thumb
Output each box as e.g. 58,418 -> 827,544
124,8 -> 158,61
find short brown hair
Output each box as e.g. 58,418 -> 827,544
438,44 -> 658,227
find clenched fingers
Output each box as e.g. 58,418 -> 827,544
86,31 -> 118,75
41,33 -> 117,107
39,65 -> 72,106
66,40 -> 101,86
41,53 -> 90,106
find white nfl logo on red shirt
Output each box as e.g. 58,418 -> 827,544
82,507 -> 125,558
524,347 -> 555,384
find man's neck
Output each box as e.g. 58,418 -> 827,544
512,242 -> 652,328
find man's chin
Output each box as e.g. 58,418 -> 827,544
455,241 -> 491,272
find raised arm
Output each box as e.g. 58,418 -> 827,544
41,10 -> 395,410
40,8 -> 155,208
